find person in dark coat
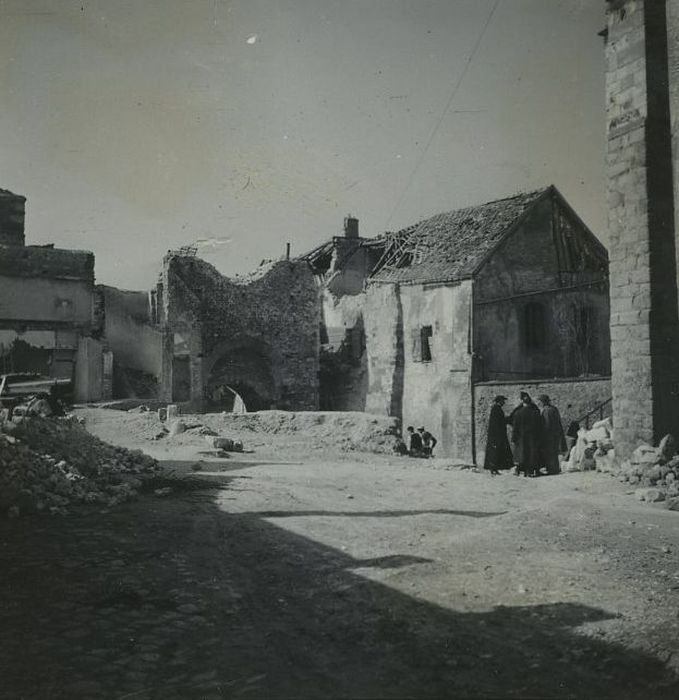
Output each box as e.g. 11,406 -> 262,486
511,391 -> 544,477
483,395 -> 513,475
537,394 -> 567,475
418,426 -> 438,457
406,426 -> 423,457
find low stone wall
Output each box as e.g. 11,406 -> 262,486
473,377 -> 611,465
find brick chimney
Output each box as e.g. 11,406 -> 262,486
0,189 -> 26,247
344,215 -> 359,239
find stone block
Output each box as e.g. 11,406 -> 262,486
634,488 -> 665,503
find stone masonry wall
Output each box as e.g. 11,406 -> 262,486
0,246 -> 94,280
474,377 -> 612,466
0,190 -> 25,247
606,0 -> 679,458
161,256 -> 319,412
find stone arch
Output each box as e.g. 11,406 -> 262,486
204,336 -> 276,412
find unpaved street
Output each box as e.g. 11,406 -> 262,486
1,409 -> 679,698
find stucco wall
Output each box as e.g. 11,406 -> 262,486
473,377 -> 612,465
364,284 -> 403,419
0,276 -> 93,329
74,336 -> 105,402
399,280 -> 474,461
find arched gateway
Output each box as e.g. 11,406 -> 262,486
204,341 -> 275,412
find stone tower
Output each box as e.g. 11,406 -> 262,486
605,0 -> 679,458
0,189 -> 26,247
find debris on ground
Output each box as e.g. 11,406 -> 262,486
217,410 -> 401,454
212,436 -> 243,453
618,433 -> 679,510
563,418 -> 614,473
77,407 -> 401,455
0,415 -> 159,518
560,418 -> 678,511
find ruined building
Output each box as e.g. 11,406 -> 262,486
154,253 -> 319,412
0,189 -> 110,401
96,285 -> 164,400
604,0 -> 679,459
305,217 -> 386,411
307,186 -> 611,461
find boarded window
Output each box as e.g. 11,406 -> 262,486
412,325 -> 433,362
524,302 -> 546,350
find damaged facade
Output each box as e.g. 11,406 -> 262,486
0,189 -> 111,402
306,186 -> 611,462
96,285 -> 164,400
155,253 -> 320,412
305,217 -> 385,411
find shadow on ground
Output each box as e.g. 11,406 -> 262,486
0,473 -> 677,700
248,508 -> 507,518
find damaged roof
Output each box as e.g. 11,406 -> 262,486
370,187 -> 552,285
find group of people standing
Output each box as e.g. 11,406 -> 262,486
484,391 -> 566,477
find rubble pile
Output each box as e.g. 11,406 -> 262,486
218,410 -> 402,453
0,416 -> 159,517
563,418 -> 615,474
562,416 -> 678,510
617,435 -> 679,510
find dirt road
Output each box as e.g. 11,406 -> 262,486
1,408 -> 678,698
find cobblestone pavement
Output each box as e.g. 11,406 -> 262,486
1,463 -> 679,699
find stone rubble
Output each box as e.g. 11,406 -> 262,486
0,415 -> 159,518
562,416 -> 679,511
618,438 -> 679,509
563,418 -> 615,474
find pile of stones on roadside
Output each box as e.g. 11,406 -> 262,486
563,417 -> 615,474
0,415 -> 159,518
562,417 -> 678,511
151,404 -> 245,452
617,435 -> 679,511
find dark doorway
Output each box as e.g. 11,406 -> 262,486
206,346 -> 274,412
172,356 -> 191,402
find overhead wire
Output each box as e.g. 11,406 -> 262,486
383,0 -> 501,230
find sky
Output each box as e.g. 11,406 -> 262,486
0,0 -> 607,289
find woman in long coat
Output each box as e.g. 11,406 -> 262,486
483,395 -> 514,475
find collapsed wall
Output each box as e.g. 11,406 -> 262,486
97,285 -> 163,399
319,289 -> 369,411
160,256 -> 320,411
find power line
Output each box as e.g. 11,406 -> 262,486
384,0 -> 501,230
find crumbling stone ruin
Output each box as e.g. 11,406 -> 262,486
305,217 -> 385,412
156,253 -> 320,412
